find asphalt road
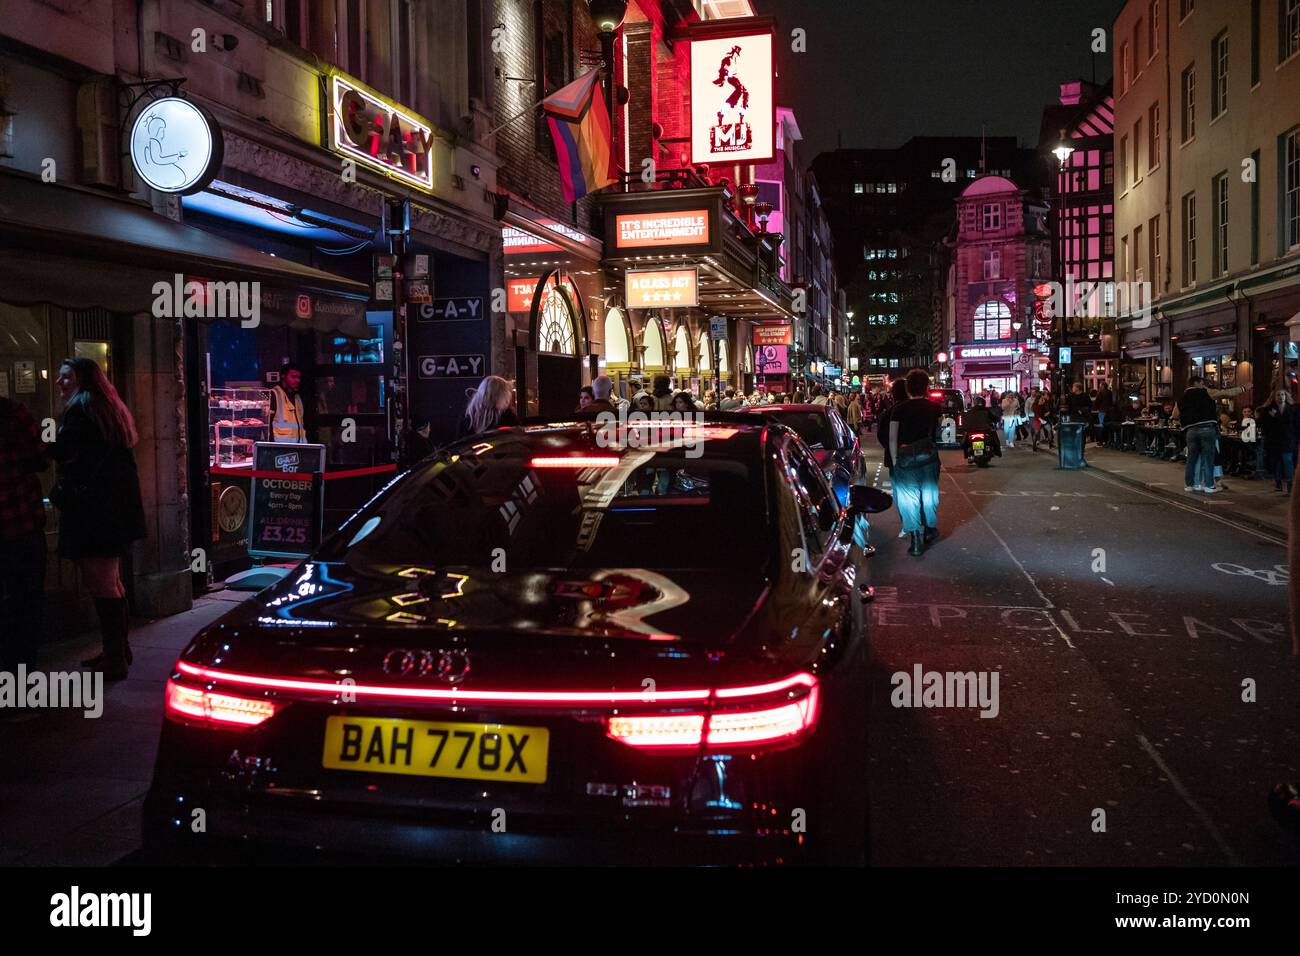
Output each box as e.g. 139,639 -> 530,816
860,440 -> 1300,866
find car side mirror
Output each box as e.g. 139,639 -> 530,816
849,485 -> 892,514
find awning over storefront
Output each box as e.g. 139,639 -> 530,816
0,169 -> 371,334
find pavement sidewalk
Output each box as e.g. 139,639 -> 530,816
0,588 -> 250,865
1080,443 -> 1290,538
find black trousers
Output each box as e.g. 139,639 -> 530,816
0,530 -> 46,671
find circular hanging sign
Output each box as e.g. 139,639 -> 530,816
129,97 -> 223,194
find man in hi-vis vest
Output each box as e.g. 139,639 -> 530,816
271,362 -> 307,443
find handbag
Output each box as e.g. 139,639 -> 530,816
896,436 -> 937,469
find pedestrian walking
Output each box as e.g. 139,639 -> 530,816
1000,391 -> 1020,449
846,392 -> 863,437
888,369 -> 941,556
0,395 -> 48,679
49,358 -> 145,681
457,375 -> 520,438
651,375 -> 675,412
1261,388 -> 1297,492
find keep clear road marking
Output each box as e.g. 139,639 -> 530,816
941,471 -> 1076,650
943,466 -> 1244,866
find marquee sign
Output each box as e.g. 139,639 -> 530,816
129,97 -> 223,195
626,268 -> 699,308
752,324 -> 792,346
327,74 -> 434,190
689,20 -> 776,166
614,210 -> 710,249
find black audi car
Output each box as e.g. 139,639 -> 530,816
144,414 -> 887,865
738,403 -> 865,507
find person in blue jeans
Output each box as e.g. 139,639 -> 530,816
1178,375 -> 1244,493
888,369 -> 942,556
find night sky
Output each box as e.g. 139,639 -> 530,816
759,0 -> 1121,159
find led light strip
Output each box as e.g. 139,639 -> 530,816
173,660 -> 815,707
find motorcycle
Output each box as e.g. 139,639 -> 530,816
965,430 -> 994,468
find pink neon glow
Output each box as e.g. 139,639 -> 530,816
173,661 -> 817,707
529,456 -> 620,468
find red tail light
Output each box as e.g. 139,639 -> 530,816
929,391 -> 943,400
969,432 -> 986,439
165,678 -> 284,728
605,674 -> 819,753
530,455 -> 619,469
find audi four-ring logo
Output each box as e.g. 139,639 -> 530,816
382,649 -> 472,684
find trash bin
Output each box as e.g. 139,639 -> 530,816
1058,421 -> 1087,469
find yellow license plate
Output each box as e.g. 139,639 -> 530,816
322,716 -> 549,784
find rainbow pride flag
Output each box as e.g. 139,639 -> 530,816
543,70 -> 616,203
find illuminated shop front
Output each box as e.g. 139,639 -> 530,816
950,344 -> 1041,397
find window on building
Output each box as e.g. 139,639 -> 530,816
1134,18 -> 1144,70
1250,148 -> 1260,265
982,203 -> 1002,230
1148,102 -> 1160,169
1213,171 -> 1229,276
1149,214 -> 1162,293
1182,191 -> 1197,285
466,0 -> 484,103
1120,235 -> 1129,283
283,0 -> 306,46
983,248 -> 1001,280
1181,65 -> 1196,141
1283,127 -> 1299,251
1251,0 -> 1261,85
1211,31 -> 1228,119
1119,135 -> 1129,190
1149,1 -> 1161,57
1121,41 -> 1132,93
1180,0 -> 1194,21
1134,223 -> 1145,280
1283,0 -> 1300,63
854,183 -> 864,194
1133,118 -> 1143,185
973,300 -> 1012,341
966,169 -> 977,178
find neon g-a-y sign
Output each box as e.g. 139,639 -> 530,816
328,74 -> 434,190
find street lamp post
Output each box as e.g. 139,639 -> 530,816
587,1 -> 627,136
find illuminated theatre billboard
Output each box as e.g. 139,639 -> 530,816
689,20 -> 776,167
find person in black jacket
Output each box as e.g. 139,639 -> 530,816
1259,388 -> 1297,492
1179,375 -> 1245,493
50,358 -> 146,680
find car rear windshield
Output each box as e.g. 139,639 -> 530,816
765,411 -> 835,450
320,446 -> 768,570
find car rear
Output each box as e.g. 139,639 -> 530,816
144,422 -> 856,865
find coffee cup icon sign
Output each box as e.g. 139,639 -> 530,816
129,98 -> 217,193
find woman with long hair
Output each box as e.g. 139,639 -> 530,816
50,358 -> 146,680
457,375 -> 520,438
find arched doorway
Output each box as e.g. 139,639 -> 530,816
742,335 -> 754,394
717,337 -> 730,385
603,306 -> 633,397
532,274 -> 582,417
697,331 -> 712,381
642,314 -> 668,387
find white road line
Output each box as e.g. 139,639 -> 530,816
1083,470 -> 1286,546
942,471 -> 1076,650
1136,734 -> 1242,866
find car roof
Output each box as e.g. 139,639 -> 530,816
739,403 -> 835,414
444,412 -> 773,461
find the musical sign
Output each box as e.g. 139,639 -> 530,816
689,22 -> 776,166
247,442 -> 325,559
